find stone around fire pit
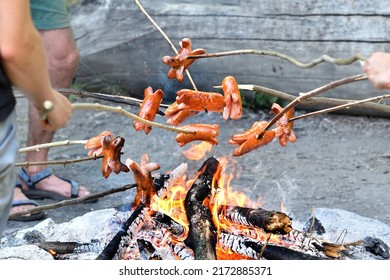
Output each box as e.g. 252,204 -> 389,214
1,207 -> 389,260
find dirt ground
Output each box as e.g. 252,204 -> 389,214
6,94 -> 390,235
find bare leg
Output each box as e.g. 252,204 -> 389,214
11,28 -> 90,212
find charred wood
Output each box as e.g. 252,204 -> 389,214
172,243 -> 195,260
184,156 -> 221,260
151,211 -> 186,240
363,237 -> 389,259
153,163 -> 188,198
222,205 -> 292,234
303,216 -> 326,235
282,229 -> 352,258
219,232 -> 326,260
96,203 -> 146,260
37,241 -> 103,255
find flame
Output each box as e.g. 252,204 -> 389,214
182,141 -> 213,160
149,155 -> 273,258
151,179 -> 190,227
209,157 -> 262,238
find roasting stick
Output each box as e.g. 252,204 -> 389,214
38,100 -> 54,120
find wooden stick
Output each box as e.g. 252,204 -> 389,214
8,184 -> 136,219
133,0 -> 198,91
38,100 -> 54,120
216,84 -> 390,115
188,49 -> 365,68
72,103 -> 194,134
58,87 -> 168,114
290,94 -> 390,121
18,140 -> 87,154
260,73 -> 368,136
15,155 -> 103,168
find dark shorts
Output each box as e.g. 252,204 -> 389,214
30,0 -> 70,30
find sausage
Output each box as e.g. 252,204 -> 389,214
85,130 -> 113,157
162,38 -> 206,82
176,123 -> 219,147
134,87 -> 164,134
101,136 -> 130,178
176,89 -> 226,113
222,76 -> 242,120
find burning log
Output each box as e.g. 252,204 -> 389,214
151,211 -> 187,240
96,203 -> 146,260
219,232 -> 326,260
282,229 -> 353,259
221,205 -> 292,235
184,156 -> 222,260
153,163 -> 188,198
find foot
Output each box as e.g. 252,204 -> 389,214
18,167 -> 91,200
10,187 -> 36,214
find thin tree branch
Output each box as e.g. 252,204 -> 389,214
220,84 -> 390,115
188,49 -> 366,68
18,140 -> 87,154
8,184 -> 137,219
59,88 -> 168,114
260,74 -> 368,135
15,155 -> 103,168
290,94 -> 390,121
133,0 -> 198,91
72,103 -> 194,134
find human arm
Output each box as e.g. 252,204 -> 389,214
0,0 -> 72,131
363,52 -> 390,90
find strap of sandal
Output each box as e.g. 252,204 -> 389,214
19,168 -> 53,190
58,176 -> 80,198
12,199 -> 39,207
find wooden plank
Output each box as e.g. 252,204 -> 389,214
71,0 -> 390,116
151,0 -> 390,16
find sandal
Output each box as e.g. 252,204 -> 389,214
18,168 -> 97,203
9,183 -> 46,222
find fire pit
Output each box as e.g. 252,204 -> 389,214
2,156 -> 389,260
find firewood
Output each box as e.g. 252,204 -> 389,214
219,232 -> 326,260
222,205 -> 292,234
96,203 -> 146,260
37,241 -> 102,255
151,211 -> 186,240
184,156 -> 221,260
153,162 -> 188,198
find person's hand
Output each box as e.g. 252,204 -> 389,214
363,52 -> 390,90
37,90 -> 72,131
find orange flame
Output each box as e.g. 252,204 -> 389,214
182,141 -> 213,160
149,156 -> 270,256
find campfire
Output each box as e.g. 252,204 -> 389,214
22,155 -> 387,261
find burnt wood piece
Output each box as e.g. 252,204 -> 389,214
363,237 -> 389,259
184,156 -> 221,260
223,205 -> 292,234
96,203 -> 146,260
219,232 -> 326,260
283,229 -> 351,259
151,211 -> 186,239
153,163 -> 188,198
37,241 -> 103,255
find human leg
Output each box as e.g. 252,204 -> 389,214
11,1 -> 93,216
22,26 -> 91,198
